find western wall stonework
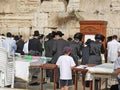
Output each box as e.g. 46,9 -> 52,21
0,0 -> 120,40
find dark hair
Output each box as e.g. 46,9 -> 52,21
51,31 -> 57,38
112,35 -> 117,39
39,34 -> 44,39
107,36 -> 112,42
46,33 -> 53,40
67,37 -> 72,41
7,32 -> 12,37
14,35 -> 20,41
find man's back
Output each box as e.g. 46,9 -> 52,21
107,39 -> 120,62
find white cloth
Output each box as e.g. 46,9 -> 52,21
15,61 -> 30,81
0,47 -> 14,87
76,63 -> 114,80
15,57 -> 44,81
23,41 -> 29,54
56,55 -> 76,80
107,39 -> 120,62
88,63 -> 114,73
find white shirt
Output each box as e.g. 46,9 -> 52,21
114,57 -> 120,79
56,55 -> 76,80
107,39 -> 120,62
23,41 -> 29,54
2,37 -> 17,55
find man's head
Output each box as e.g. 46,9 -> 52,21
33,30 -> 40,36
6,32 -> 12,37
95,34 -> 105,42
74,32 -> 83,42
112,35 -> 117,40
55,31 -> 64,40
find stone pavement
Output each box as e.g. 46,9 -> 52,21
0,78 -> 110,90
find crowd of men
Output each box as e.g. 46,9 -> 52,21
0,30 -> 120,90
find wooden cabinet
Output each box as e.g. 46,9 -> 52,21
79,20 -> 107,48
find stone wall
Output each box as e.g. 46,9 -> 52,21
0,0 -> 120,41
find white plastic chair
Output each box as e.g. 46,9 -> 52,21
0,46 -> 15,88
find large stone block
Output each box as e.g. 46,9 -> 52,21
40,1 -> 66,12
32,27 -> 44,34
44,28 -> 54,35
33,13 -> 48,27
69,0 -> 80,3
0,0 -> 17,13
67,2 -> 80,12
111,1 -> 120,12
107,27 -> 120,39
48,13 -> 59,28
16,0 -> 40,13
19,27 -> 31,40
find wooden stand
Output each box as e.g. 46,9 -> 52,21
80,20 -> 107,49
72,67 -> 89,90
40,64 -> 57,90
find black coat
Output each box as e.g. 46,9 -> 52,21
69,40 -> 83,66
52,38 -> 69,64
44,39 -> 55,57
81,46 -> 90,65
16,39 -> 24,55
28,38 -> 42,56
88,40 -> 105,64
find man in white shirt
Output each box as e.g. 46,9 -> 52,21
2,32 -> 17,55
107,35 -> 120,63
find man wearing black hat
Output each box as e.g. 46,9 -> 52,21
44,31 -> 57,57
69,32 -> 83,66
28,30 -> 42,56
44,32 -> 57,78
88,34 -> 105,64
52,31 -> 69,64
51,31 -> 69,88
88,34 -> 105,90
68,32 -> 83,85
28,30 -> 43,85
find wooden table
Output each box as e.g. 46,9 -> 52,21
91,73 -> 113,90
30,64 -> 57,90
87,63 -> 114,90
40,64 -> 57,90
72,67 -> 89,90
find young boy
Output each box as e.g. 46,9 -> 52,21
56,46 -> 76,90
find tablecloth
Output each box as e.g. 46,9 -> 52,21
15,56 -> 51,81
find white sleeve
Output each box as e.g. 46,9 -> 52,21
70,57 -> 76,67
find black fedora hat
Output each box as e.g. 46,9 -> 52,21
74,32 -> 83,41
33,30 -> 40,36
85,39 -> 92,45
56,31 -> 64,37
95,34 -> 105,41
